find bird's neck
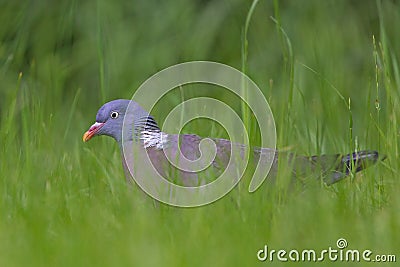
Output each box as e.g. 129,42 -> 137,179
131,115 -> 168,149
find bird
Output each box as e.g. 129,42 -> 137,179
83,99 -> 383,189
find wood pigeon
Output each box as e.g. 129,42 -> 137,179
83,99 -> 383,188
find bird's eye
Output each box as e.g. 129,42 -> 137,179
110,111 -> 119,119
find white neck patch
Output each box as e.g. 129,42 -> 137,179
140,130 -> 168,149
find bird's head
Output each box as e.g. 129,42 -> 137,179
83,99 -> 160,144
83,99 -> 130,143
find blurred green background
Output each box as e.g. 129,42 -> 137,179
0,0 -> 399,266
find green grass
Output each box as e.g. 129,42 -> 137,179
0,0 -> 399,266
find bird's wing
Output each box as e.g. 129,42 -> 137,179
144,134 -> 249,186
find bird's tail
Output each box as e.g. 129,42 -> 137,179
315,150 -> 384,185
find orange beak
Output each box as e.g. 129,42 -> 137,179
82,122 -> 105,142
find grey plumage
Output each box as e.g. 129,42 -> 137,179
83,99 -> 383,187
